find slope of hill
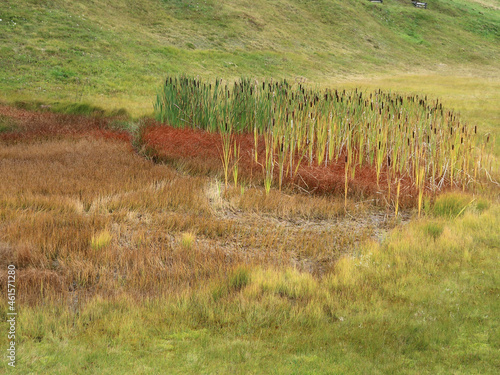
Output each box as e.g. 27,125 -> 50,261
0,0 -> 499,110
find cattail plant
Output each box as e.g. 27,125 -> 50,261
344,154 -> 349,210
263,128 -> 274,195
154,75 -> 489,207
219,122 -> 233,188
395,179 -> 401,218
233,141 -> 240,187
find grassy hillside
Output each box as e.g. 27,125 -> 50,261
0,0 -> 499,113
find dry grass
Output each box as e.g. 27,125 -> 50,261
0,137 -> 236,303
0,128 -> 379,306
223,186 -> 360,220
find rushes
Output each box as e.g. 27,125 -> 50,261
263,129 -> 274,195
395,179 -> 401,218
155,76 -> 489,207
219,124 -> 232,188
233,141 -> 240,187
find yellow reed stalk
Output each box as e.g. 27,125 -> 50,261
395,179 -> 401,218
233,142 -> 240,187
263,129 -> 274,195
219,130 -> 232,188
253,126 -> 259,163
344,155 -> 349,210
418,166 -> 425,218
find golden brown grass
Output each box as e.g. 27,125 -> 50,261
0,134 -> 378,306
223,186 -> 356,220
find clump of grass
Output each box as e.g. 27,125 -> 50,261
210,282 -> 229,302
180,232 -> 196,249
107,119 -> 137,133
250,267 -> 318,300
91,230 -> 112,251
108,108 -> 131,118
475,199 -> 490,213
228,266 -> 251,292
54,102 -> 106,116
423,221 -> 444,240
12,100 -> 127,117
0,115 -> 17,133
429,192 -> 474,218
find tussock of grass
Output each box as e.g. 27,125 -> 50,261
13,100 -> 111,117
428,192 -> 475,218
422,221 -> 444,240
180,232 -> 195,250
228,266 -> 250,292
0,0 -> 497,372
0,114 -> 17,133
0,133 -> 377,306
90,230 -> 112,251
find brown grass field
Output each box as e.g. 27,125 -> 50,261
0,105 -> 386,306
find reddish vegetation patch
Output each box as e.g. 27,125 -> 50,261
142,124 -> 418,206
0,105 -> 131,143
0,105 -> 418,204
86,129 -> 132,143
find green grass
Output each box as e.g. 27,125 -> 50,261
228,266 -> 251,292
428,192 -> 476,218
8,100 -> 130,118
0,114 -> 17,132
0,0 -> 499,115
